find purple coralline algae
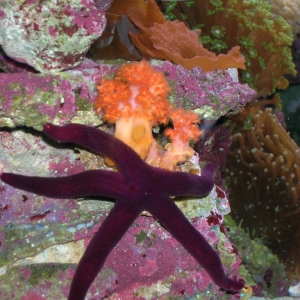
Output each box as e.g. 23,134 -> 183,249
0,0 -> 110,73
0,59 -> 256,130
154,61 -> 257,120
0,127 -> 243,299
0,59 -> 118,130
195,124 -> 232,188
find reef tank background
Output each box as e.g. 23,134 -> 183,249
0,0 -> 300,299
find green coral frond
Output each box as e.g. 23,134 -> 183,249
186,1 -> 195,8
209,0 -> 223,8
257,57 -> 266,70
200,35 -> 212,45
164,1 -> 178,21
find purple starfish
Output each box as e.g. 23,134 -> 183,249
1,123 -> 244,299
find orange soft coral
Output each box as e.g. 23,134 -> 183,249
159,109 -> 203,170
96,61 -> 171,160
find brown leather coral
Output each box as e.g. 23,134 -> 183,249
89,0 -> 150,60
159,0 -> 296,96
107,0 -> 149,23
150,21 -> 245,71
225,106 -> 300,279
90,15 -> 142,60
127,0 -> 167,60
128,0 -> 245,71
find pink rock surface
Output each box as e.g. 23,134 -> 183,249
0,0 -> 110,73
0,59 -> 117,129
0,59 -> 256,130
0,127 -> 243,299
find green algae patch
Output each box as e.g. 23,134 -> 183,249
28,263 -> 70,285
0,70 -> 101,130
0,201 -> 108,268
0,263 -> 117,300
217,227 -> 238,267
76,97 -> 93,111
224,215 -> 289,297
135,230 -> 148,244
0,264 -> 73,299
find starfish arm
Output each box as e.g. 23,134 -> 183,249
68,200 -> 141,300
43,123 -> 146,180
1,170 -> 126,199
149,196 -> 244,291
159,163 -> 214,196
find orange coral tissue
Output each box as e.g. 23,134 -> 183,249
160,109 -> 202,170
96,61 -> 171,160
